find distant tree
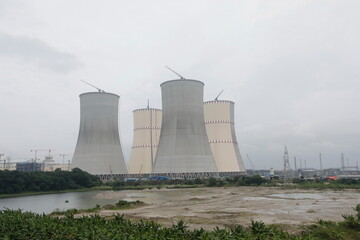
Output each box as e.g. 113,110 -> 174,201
207,177 -> 217,187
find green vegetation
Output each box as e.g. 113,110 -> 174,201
110,175 -> 360,191
50,200 -> 145,216
103,200 -> 144,210
111,175 -> 269,191
1,204 -> 360,239
50,204 -> 102,216
0,168 -> 101,195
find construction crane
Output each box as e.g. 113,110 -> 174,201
59,154 -> 72,164
246,154 -> 255,174
81,80 -> 106,93
215,90 -> 224,101
165,65 -> 185,79
30,149 -> 53,163
0,154 -> 4,169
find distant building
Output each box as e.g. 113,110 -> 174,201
16,162 -> 43,172
0,162 -> 17,171
43,163 -> 70,172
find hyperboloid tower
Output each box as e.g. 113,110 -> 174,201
204,100 -> 246,172
127,107 -> 162,174
153,79 -> 218,173
71,92 -> 128,174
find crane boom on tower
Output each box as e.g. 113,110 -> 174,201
164,65 -> 185,79
215,90 -> 224,101
81,80 -> 106,92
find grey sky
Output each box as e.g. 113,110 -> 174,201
0,0 -> 359,169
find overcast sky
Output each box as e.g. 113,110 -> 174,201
0,0 -> 359,170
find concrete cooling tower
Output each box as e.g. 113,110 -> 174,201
71,92 -> 128,175
153,79 -> 218,173
127,108 -> 162,174
204,100 -> 246,172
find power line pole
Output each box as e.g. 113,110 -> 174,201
283,145 -> 291,186
341,153 -> 345,171
319,153 -> 323,171
319,153 -> 323,178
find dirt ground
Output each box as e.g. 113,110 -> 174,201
88,187 -> 360,232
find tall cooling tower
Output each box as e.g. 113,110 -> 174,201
153,79 -> 217,173
127,108 -> 162,174
204,100 -> 246,172
71,92 -> 128,174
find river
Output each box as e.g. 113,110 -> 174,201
0,189 -> 186,214
0,191 -> 120,214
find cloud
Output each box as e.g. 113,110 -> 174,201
0,32 -> 81,73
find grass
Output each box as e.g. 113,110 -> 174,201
50,200 -> 145,216
103,200 -> 144,210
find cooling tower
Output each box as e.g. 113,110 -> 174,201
153,79 -> 217,173
71,92 -> 128,174
127,108 -> 162,174
204,100 -> 246,172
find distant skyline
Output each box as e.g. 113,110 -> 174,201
1,0 -> 359,170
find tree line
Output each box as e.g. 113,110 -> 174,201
0,168 -> 101,194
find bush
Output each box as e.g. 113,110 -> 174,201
207,177 -> 217,187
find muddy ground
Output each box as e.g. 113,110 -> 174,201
87,187 -> 360,232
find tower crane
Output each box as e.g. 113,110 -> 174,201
246,154 -> 255,174
0,153 -> 4,169
30,149 -> 54,163
59,154 -> 72,164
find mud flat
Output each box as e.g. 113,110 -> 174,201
90,187 -> 360,231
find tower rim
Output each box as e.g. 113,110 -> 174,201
204,100 -> 234,104
160,79 -> 204,87
79,92 -> 119,98
133,108 -> 162,112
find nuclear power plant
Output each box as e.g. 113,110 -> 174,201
71,77 -> 246,179
71,92 -> 128,175
127,108 -> 162,174
204,100 -> 246,172
153,79 -> 218,174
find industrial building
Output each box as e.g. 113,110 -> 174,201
204,100 -> 246,173
0,162 -> 17,171
16,162 -> 43,172
127,108 -> 162,174
153,79 -> 218,174
71,92 -> 128,175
